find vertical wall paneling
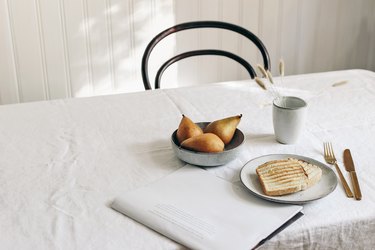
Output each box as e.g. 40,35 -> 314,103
144,0 -> 176,89
296,0 -> 320,73
279,0 -> 299,76
293,0 -> 303,76
275,0 -> 283,65
64,0 -> 90,97
127,0 -> 137,91
217,0 -> 223,82
331,0 -> 343,72
197,0 -> 220,84
256,0 -> 263,66
260,0 -> 280,75
105,0 -> 115,91
236,0 -> 244,79
10,0 -> 45,102
220,0 -> 241,82
109,0 -> 139,92
6,0 -> 22,103
241,0 -> 260,79
354,0 -> 372,70
312,0 -> 340,73
85,0 -> 112,95
175,0 -> 199,87
58,0 -> 72,98
347,1 -> 365,70
196,0 -> 202,84
333,0 -> 363,71
368,1 -> 375,69
107,0 -> 128,92
1,0 -> 375,104
34,0 -> 49,100
40,0 -> 68,100
131,0 -> 155,90
128,0 -> 174,91
0,0 -> 19,104
82,0 -> 94,95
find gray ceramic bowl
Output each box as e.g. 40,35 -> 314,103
171,122 -> 245,167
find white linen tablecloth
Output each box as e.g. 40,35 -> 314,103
1,69 -> 375,249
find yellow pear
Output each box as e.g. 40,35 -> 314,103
176,114 -> 203,144
204,114 -> 242,144
181,133 -> 224,153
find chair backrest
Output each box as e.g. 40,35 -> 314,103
141,21 -> 270,90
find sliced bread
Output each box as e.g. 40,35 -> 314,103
256,158 -> 322,196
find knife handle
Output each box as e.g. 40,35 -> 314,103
350,172 -> 362,200
334,163 -> 353,198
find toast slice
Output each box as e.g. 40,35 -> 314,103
256,158 -> 322,196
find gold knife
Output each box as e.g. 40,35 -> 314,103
343,149 -> 362,200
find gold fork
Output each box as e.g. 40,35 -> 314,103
324,142 -> 353,197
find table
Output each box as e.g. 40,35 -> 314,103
1,69 -> 375,249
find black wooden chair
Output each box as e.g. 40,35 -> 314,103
141,21 -> 270,90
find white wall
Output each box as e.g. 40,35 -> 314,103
1,0 -> 374,104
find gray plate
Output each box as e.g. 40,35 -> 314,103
171,122 -> 245,167
240,154 -> 338,204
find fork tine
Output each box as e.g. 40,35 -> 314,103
329,142 -> 336,159
328,142 -> 333,158
324,142 -> 328,158
327,142 -> 331,158
324,141 -> 354,197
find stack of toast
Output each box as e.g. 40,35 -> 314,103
256,158 -> 322,196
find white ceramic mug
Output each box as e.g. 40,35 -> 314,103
273,96 -> 307,144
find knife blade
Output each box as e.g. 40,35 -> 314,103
343,149 -> 362,200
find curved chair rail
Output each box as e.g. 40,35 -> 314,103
154,49 -> 256,89
142,20 -> 271,90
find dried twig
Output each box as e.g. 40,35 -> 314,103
254,59 -> 286,100
257,64 -> 268,79
255,77 -> 267,90
332,80 -> 348,87
266,70 -> 274,84
279,59 -> 285,77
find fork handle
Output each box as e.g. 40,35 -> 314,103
334,163 -> 354,198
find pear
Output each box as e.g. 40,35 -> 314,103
176,114 -> 203,144
204,114 -> 242,144
181,133 -> 224,153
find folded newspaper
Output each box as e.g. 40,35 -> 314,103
111,165 -> 303,249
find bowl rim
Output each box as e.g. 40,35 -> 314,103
171,123 -> 245,155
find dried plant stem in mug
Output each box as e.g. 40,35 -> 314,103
255,77 -> 267,90
266,70 -> 281,100
279,59 -> 285,77
255,77 -> 279,100
255,59 -> 286,100
266,70 -> 274,84
257,64 -> 268,79
279,59 -> 285,86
